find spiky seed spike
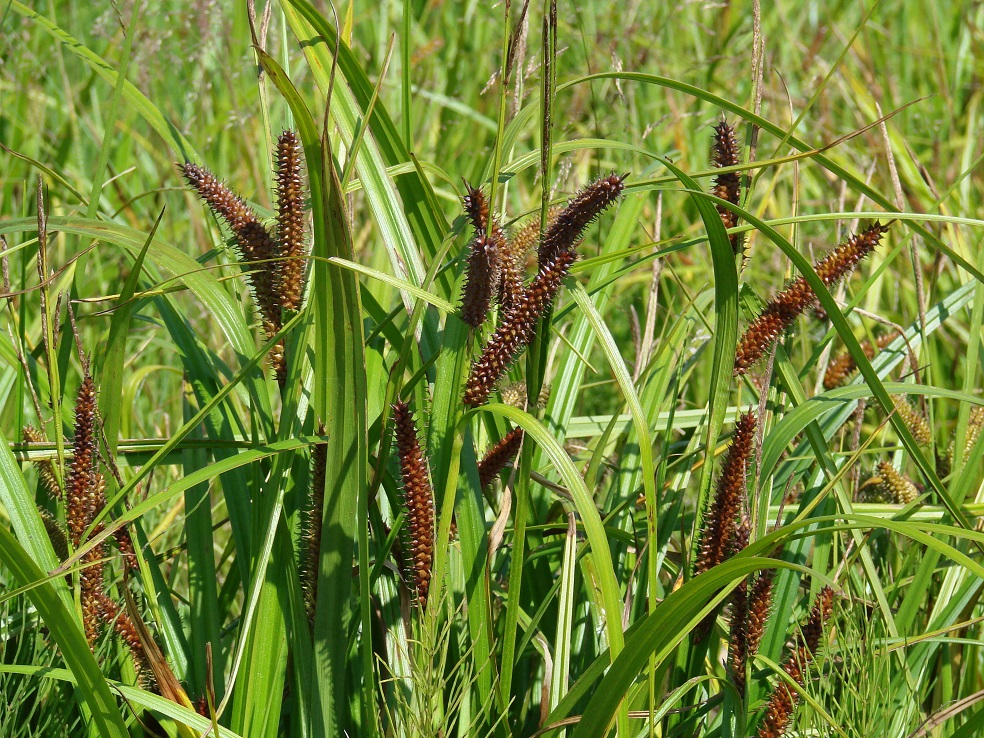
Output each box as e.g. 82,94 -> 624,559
275,130 -> 307,312
463,183 -> 490,234
745,568 -> 776,660
23,425 -> 61,499
179,162 -> 284,380
463,248 -> 577,407
756,587 -> 833,738
727,519 -> 751,692
114,523 -> 138,572
892,396 -> 932,446
392,403 -> 435,609
694,411 -> 756,576
710,121 -> 743,253
66,376 -> 99,548
478,428 -> 524,489
38,508 -> 68,560
537,173 -> 626,268
824,333 -> 899,390
735,223 -> 890,376
874,461 -> 919,504
461,234 -> 501,328
98,594 -> 152,680
301,432 -> 327,626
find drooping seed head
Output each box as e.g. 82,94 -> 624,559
537,173 -> 626,268
23,425 -> 61,499
463,249 -> 577,407
874,461 -> 919,504
735,223 -> 890,375
477,427 -> 524,489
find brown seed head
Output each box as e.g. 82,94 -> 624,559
695,411 -> 756,576
537,174 -> 625,268
463,249 -> 577,407
710,121 -> 743,253
823,332 -> 897,390
735,223 -> 889,375
275,130 -> 307,311
301,434 -> 327,626
23,425 -> 61,499
392,403 -> 435,609
66,376 -> 99,548
461,234 -> 501,328
478,428 -> 524,489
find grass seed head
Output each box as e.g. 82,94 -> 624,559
477,427 -> 524,489
892,396 -> 931,446
710,120 -> 743,253
274,129 -> 307,311
461,234 -> 501,328
735,223 -> 890,375
463,248 -> 577,407
392,402 -> 435,609
23,425 -> 61,499
537,173 -> 625,268
873,461 -> 919,504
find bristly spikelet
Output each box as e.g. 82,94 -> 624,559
537,173 -> 626,268
892,396 -> 932,446
392,403 -> 435,609
23,425 -> 61,499
710,121 -> 743,253
477,428 -> 524,489
463,249 -> 577,407
735,223 -> 890,376
756,586 -> 834,738
66,376 -> 99,548
823,332 -> 897,390
38,508 -> 68,560
463,183 -> 490,234
274,130 -> 307,312
874,461 -> 919,504
694,411 -> 756,576
179,162 -> 284,380
461,234 -> 501,328
301,433 -> 327,626
727,519 -> 751,691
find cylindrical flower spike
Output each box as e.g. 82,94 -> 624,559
275,130 -> 307,312
392,402 -> 436,609
477,427 -> 524,489
710,120 -> 743,253
463,249 -> 577,407
735,222 -> 890,376
756,586 -> 834,738
301,434 -> 327,626
23,425 -> 61,499
461,234 -> 501,328
891,396 -> 932,446
823,332 -> 897,390
537,173 -> 626,268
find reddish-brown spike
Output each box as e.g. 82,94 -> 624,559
537,174 -> 626,268
461,234 -> 501,328
23,425 -> 62,499
463,248 -> 577,407
180,162 -> 284,380
66,376 -> 99,548
478,428 -> 524,489
694,411 -> 756,576
113,523 -> 138,572
463,183 -> 490,234
38,508 -> 68,561
735,223 -> 890,375
275,130 -> 307,312
301,432 -> 327,626
710,121 -> 743,253
727,519 -> 751,691
756,586 -> 833,738
392,403 -> 435,609
745,569 -> 776,662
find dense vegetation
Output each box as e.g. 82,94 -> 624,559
2,1 -> 983,736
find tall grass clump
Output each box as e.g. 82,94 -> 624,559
2,1 -> 984,737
